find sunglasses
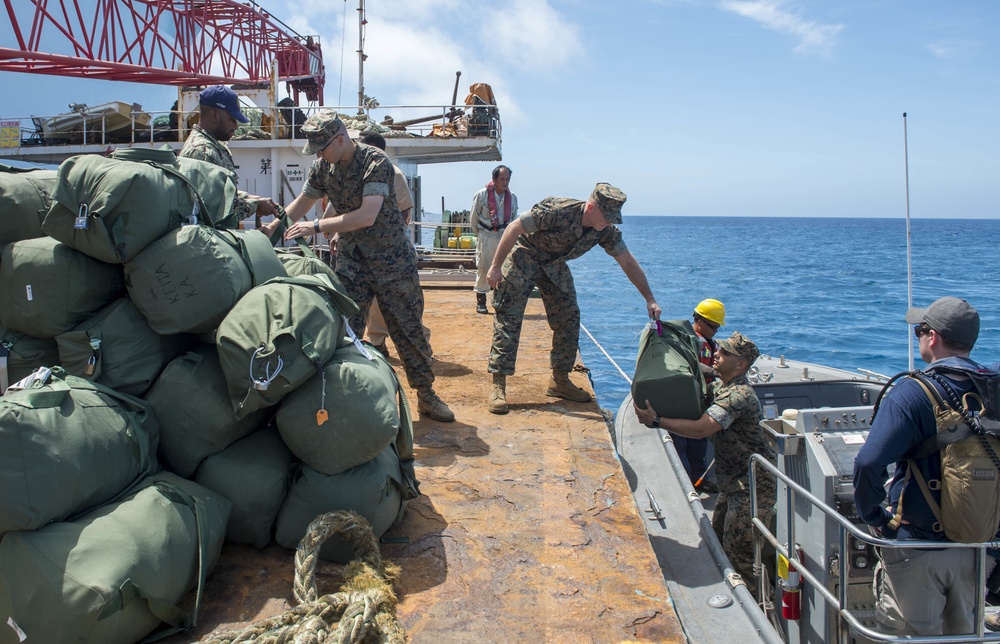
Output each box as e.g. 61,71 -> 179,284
913,324 -> 933,338
695,315 -> 720,331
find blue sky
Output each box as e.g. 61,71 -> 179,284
1,0 -> 998,218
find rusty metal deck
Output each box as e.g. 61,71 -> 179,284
171,287 -> 684,643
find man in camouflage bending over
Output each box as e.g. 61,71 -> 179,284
486,183 -> 661,414
278,111 -> 454,422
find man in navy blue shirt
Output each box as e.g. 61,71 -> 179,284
854,296 -> 987,636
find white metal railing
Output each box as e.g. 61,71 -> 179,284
1,102 -> 501,150
749,454 -> 1000,643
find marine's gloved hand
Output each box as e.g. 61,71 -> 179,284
699,362 -> 720,379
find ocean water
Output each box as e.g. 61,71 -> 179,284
569,216 -> 1000,413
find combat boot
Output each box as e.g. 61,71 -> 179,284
417,387 -> 455,422
546,370 -> 592,403
488,373 -> 509,414
476,292 -> 488,314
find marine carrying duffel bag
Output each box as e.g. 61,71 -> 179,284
55,297 -> 195,397
0,163 -> 56,249
145,345 -> 269,477
125,225 -> 286,334
0,366 -> 159,534
0,326 -> 60,395
631,319 -> 708,420
276,341 -> 400,476
0,236 -> 125,338
41,147 -> 238,263
194,425 -> 297,548
216,273 -> 359,417
0,471 -> 231,644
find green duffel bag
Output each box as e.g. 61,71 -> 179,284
216,273 -> 359,418
145,345 -> 269,477
41,147 -> 238,263
195,425 -> 297,548
274,444 -> 409,564
0,326 -> 59,394
0,471 -> 231,644
631,319 -> 708,421
55,297 -> 195,397
276,341 -> 400,476
0,366 -> 158,534
125,225 -> 286,334
0,164 -> 56,249
0,236 -> 125,338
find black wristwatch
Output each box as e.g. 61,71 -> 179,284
313,219 -> 321,232
649,416 -> 660,429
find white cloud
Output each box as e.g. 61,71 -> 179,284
718,0 -> 843,57
925,39 -> 984,62
489,0 -> 585,71
264,0 -> 583,125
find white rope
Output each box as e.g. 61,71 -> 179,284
580,323 -> 632,386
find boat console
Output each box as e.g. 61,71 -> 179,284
760,394 -> 880,644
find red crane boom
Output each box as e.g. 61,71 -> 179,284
0,0 -> 325,103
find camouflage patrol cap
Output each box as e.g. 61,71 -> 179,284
301,111 -> 346,155
591,182 -> 626,224
718,331 -> 760,366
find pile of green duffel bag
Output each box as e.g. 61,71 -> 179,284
0,156 -> 421,643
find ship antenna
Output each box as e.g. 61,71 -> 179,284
903,112 -> 914,372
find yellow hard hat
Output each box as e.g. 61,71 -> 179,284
694,298 -> 726,326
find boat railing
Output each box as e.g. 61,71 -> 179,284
1,102 -> 501,150
749,454 -> 1000,643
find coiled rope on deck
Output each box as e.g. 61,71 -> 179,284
204,511 -> 405,644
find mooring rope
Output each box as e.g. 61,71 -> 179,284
580,323 -> 632,386
203,511 -> 405,644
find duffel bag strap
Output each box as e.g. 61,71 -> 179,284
61,371 -> 158,481
380,347 -> 419,500
98,481 -> 212,641
5,366 -> 71,407
236,229 -> 286,286
270,206 -> 320,260
263,273 -> 360,318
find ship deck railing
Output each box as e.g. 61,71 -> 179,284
749,454 -> 1000,643
1,102 -> 501,149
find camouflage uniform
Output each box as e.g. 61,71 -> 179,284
178,124 -> 257,221
488,197 -> 628,375
302,142 -> 434,390
706,372 -> 776,588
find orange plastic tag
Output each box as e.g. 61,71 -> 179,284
316,409 -> 329,425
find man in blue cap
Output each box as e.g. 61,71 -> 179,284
179,85 -> 276,222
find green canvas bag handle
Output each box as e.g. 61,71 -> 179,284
261,273 -> 360,319
216,229 -> 286,287
268,206 -> 321,258
96,480 -> 212,642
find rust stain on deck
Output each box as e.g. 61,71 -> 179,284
172,287 -> 684,643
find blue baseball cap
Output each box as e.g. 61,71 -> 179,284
199,85 -> 248,123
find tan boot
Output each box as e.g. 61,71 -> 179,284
417,387 -> 455,422
546,371 -> 593,403
488,374 -> 509,415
